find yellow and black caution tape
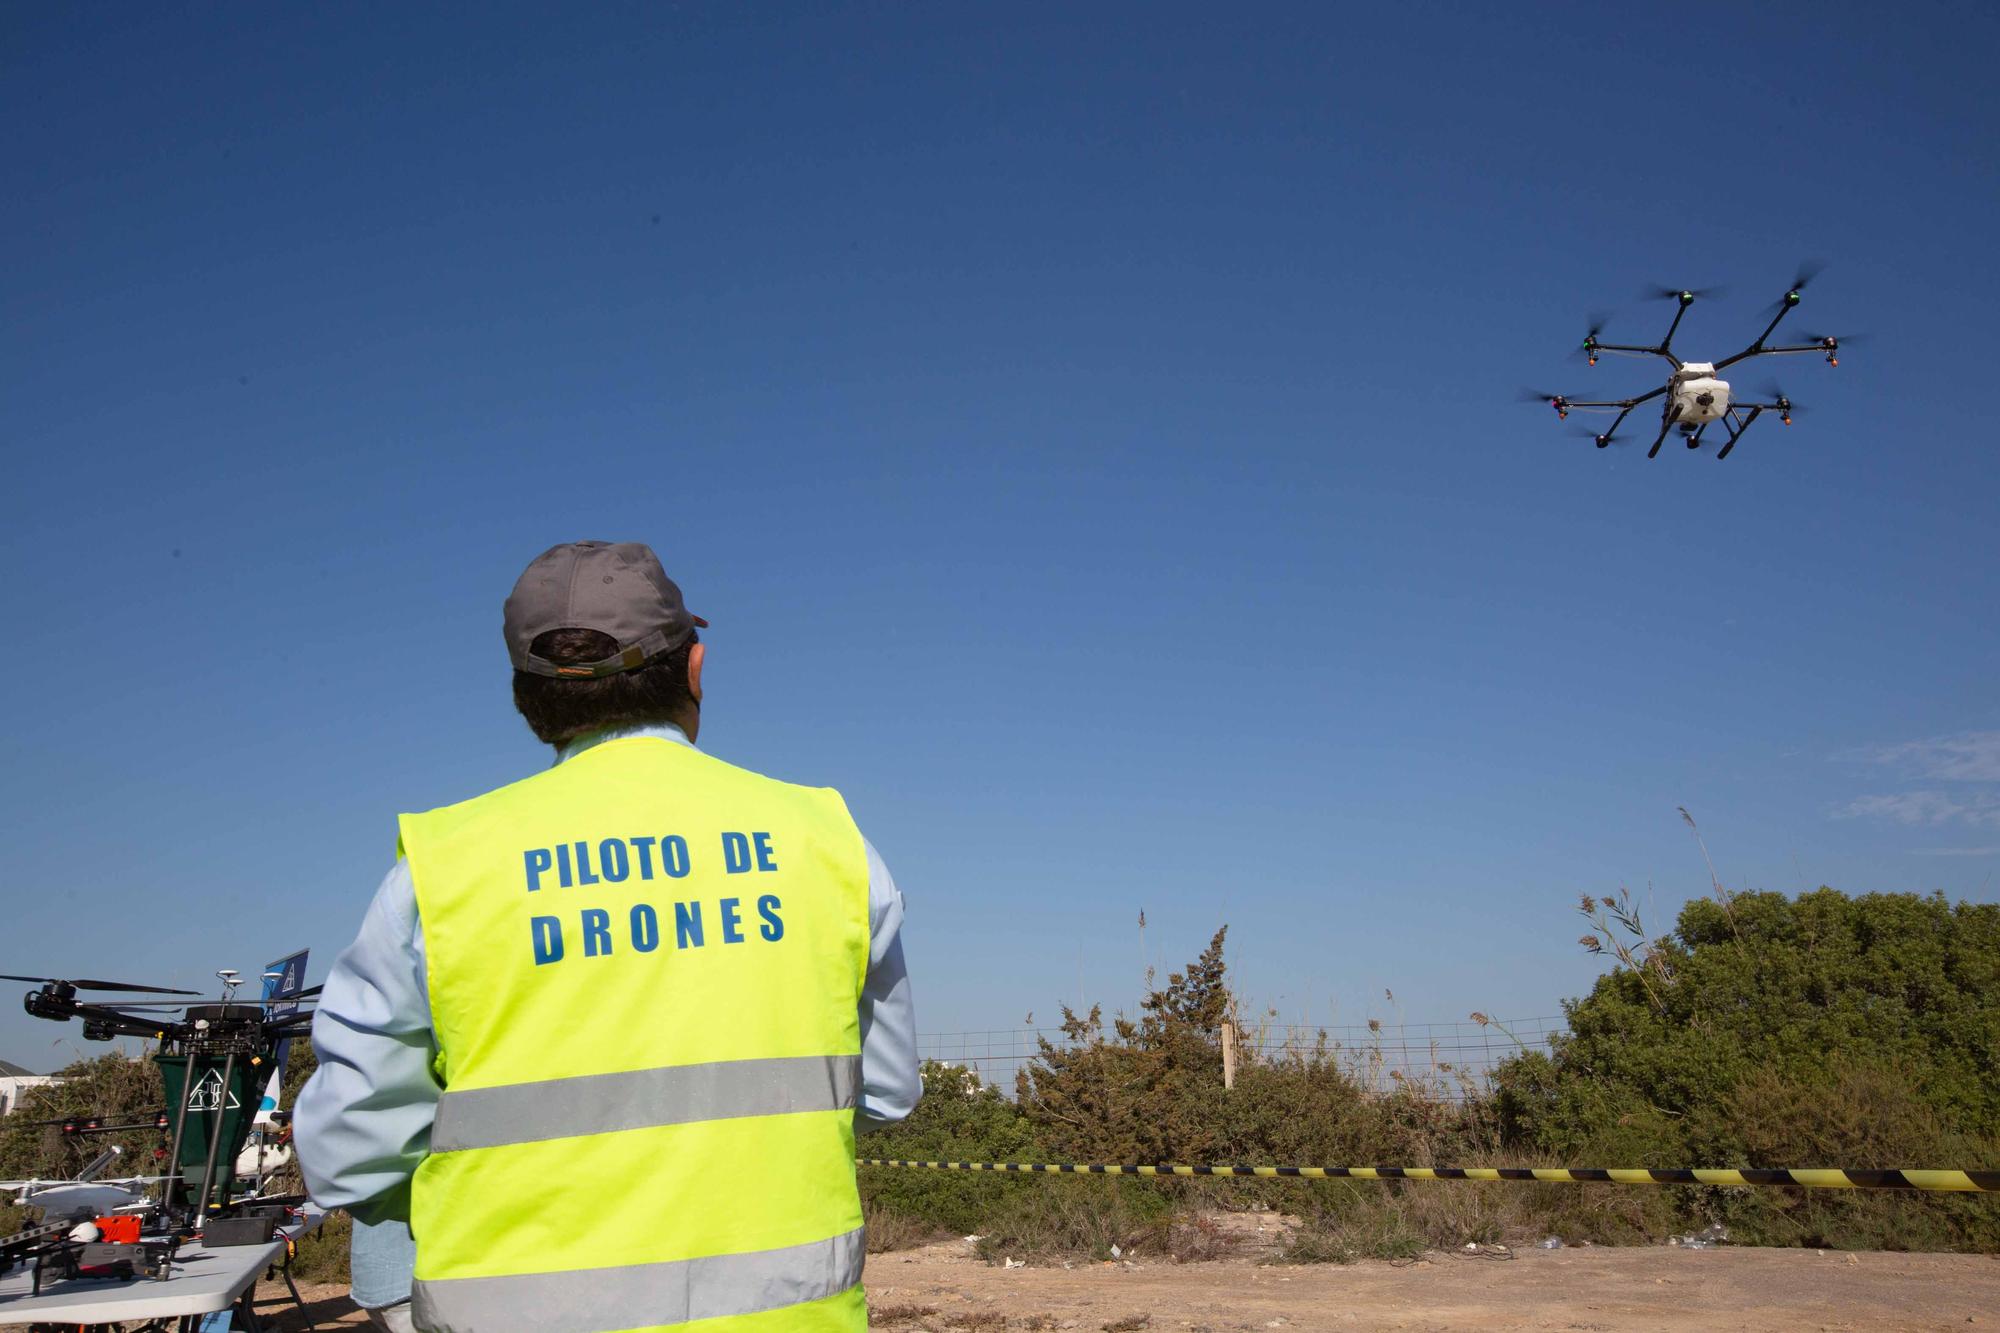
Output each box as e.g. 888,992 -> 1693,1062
859,1160 -> 2000,1193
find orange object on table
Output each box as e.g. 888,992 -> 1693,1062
92,1215 -> 142,1243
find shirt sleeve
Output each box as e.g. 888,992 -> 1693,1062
295,859 -> 440,1212
857,837 -> 921,1128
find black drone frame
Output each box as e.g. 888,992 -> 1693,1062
12,976 -> 318,1247
1539,275 -> 1843,460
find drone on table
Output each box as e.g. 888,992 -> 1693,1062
1,962 -> 318,1292
1523,264 -> 1859,459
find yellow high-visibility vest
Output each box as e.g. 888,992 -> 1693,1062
400,735 -> 871,1332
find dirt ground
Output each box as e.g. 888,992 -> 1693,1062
262,1234 -> 2000,1333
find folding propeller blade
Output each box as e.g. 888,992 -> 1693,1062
1760,260 -> 1828,315
1642,284 -> 1725,302
0,974 -> 200,995
1754,382 -> 1808,417
1567,312 -> 1612,361
1787,259 -> 1827,295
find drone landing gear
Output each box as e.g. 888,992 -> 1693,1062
1647,405 -> 1685,459
1714,405 -> 1765,460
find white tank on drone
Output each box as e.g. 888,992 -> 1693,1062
1671,362 -> 1730,424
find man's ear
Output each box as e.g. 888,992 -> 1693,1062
687,641 -> 705,704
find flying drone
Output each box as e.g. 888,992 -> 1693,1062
1523,263 -> 1860,459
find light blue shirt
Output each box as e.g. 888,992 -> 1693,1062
295,722 -> 920,1308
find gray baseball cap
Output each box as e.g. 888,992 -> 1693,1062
505,541 -> 707,679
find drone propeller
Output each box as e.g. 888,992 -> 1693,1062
0,974 -> 199,996
1567,424 -> 1625,449
1755,382 -> 1807,425
1517,388 -> 1571,419
1567,312 -> 1612,364
1760,259 -> 1828,314
1797,331 -> 1865,365
1786,259 -> 1827,292
1642,283 -> 1725,304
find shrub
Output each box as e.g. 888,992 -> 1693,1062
1016,930 -> 1233,1167
0,1053 -> 170,1183
1493,887 -> 2000,1250
858,1060 -> 1040,1242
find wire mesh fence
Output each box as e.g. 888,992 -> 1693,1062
918,1015 -> 1566,1102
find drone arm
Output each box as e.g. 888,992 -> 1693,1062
77,1002 -> 191,1041
1592,341 -> 1681,367
1716,342 -> 1838,370
23,990 -> 191,1042
262,1012 -> 317,1039
1550,385 -> 1668,448
1593,403 -> 1639,444
1745,299 -> 1799,354
1658,302 -> 1692,356
1564,384 -> 1670,411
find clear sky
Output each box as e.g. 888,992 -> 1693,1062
4,3 -> 1997,1069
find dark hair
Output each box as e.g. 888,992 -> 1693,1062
512,628 -> 698,747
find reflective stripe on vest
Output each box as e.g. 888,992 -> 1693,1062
411,1226 -> 864,1333
431,1054 -> 861,1152
400,736 -> 872,1333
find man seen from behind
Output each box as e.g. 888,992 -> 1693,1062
297,541 -> 921,1332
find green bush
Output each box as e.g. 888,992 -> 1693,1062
864,893 -> 2000,1261
1016,930 -> 1234,1167
0,1053 -> 169,1183
1493,888 -> 2000,1250
858,1060 -> 1040,1241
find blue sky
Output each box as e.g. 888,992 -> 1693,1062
4,4 -> 1997,1068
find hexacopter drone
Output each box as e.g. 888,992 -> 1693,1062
1524,264 -> 1855,459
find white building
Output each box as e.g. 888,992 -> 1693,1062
0,1058 -> 59,1116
